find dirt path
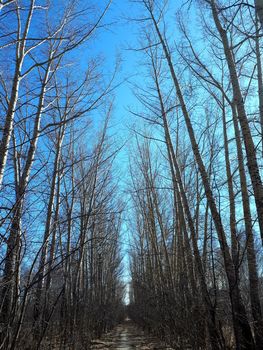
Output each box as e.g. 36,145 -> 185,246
90,319 -> 173,349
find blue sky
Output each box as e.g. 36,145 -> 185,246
87,0 -> 143,295
86,0 -> 176,291
74,0 -> 184,301
76,0 -> 142,163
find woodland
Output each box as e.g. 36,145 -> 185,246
0,1 -> 263,350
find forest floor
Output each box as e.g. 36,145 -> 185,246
90,319 -> 174,349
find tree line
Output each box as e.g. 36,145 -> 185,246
0,1 -> 125,349
128,1 -> 263,349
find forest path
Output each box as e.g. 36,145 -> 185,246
90,318 -> 174,349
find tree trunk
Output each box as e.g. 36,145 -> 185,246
210,0 -> 263,248
147,7 -> 254,348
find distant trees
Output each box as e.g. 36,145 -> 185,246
0,1 -> 125,349
128,1 -> 263,349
